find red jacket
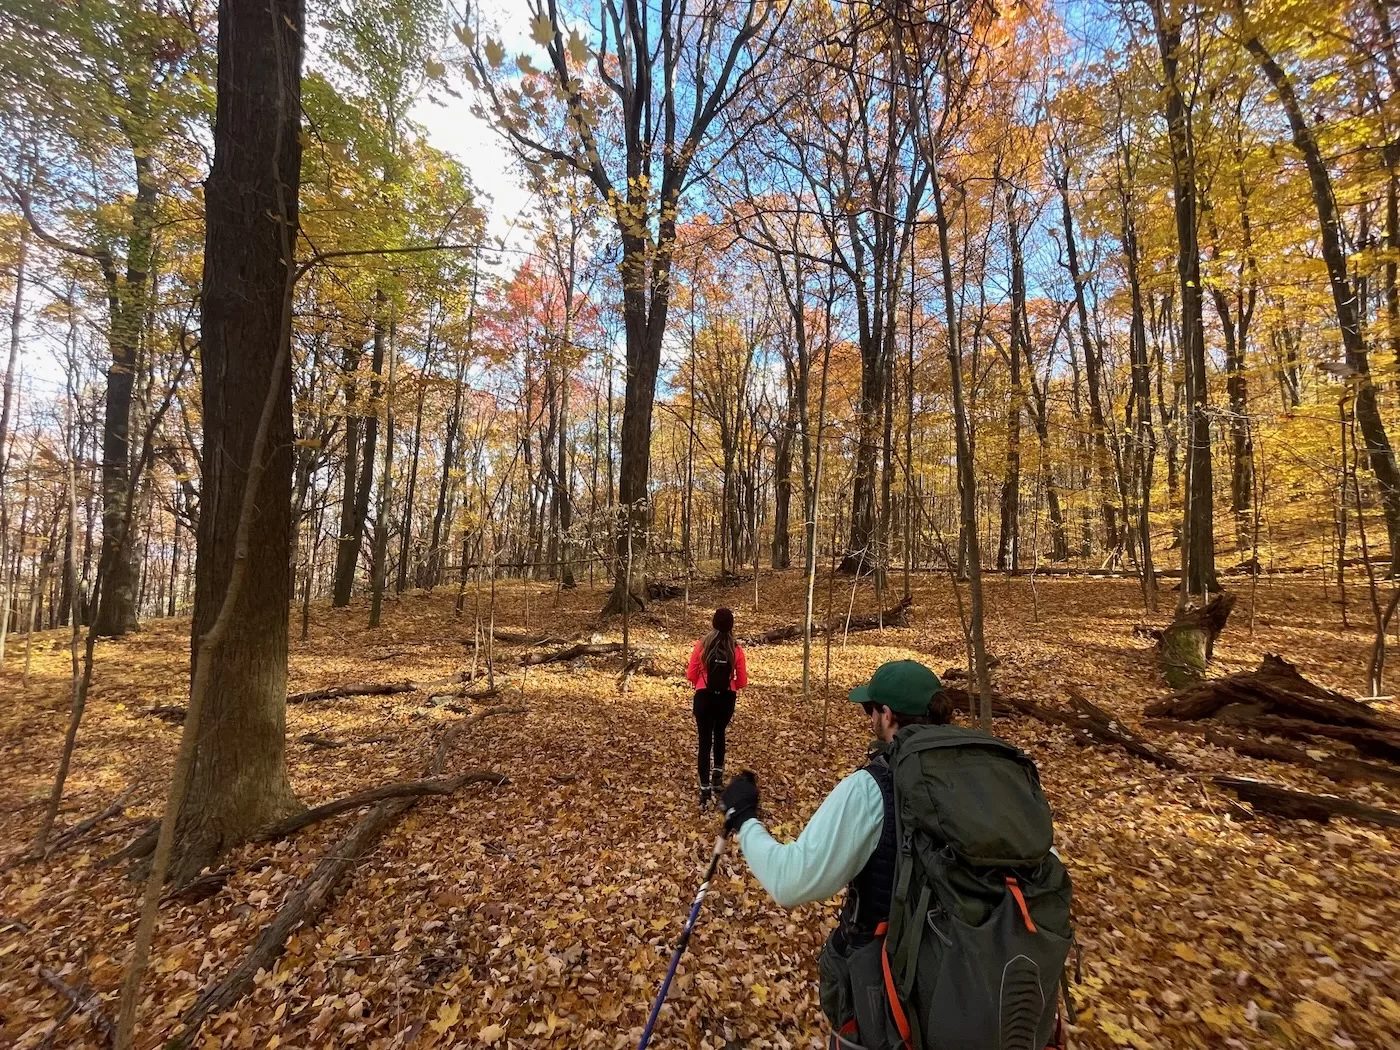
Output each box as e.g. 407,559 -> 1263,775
687,640 -> 749,691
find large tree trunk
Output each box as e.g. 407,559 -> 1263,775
603,268 -> 665,615
92,159 -> 158,637
175,0 -> 304,882
1244,21 -> 1400,573
1155,2 -> 1217,607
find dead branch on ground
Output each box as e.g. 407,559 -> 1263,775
167,707 -> 522,1048
743,596 -> 913,645
39,968 -> 114,1047
521,641 -> 622,666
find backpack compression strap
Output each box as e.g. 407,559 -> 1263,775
874,921 -> 914,1050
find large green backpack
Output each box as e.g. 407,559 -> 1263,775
829,724 -> 1073,1050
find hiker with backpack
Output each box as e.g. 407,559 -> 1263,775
687,608 -> 749,810
720,659 -> 1072,1050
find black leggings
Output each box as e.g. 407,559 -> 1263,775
693,689 -> 736,785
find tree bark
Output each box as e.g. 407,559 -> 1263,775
331,343 -> 362,606
173,0 -> 304,882
1153,0 -> 1217,606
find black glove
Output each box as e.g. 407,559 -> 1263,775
721,771 -> 760,834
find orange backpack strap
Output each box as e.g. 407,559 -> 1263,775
875,922 -> 914,1050
1005,876 -> 1038,933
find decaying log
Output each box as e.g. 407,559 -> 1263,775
1147,654 -> 1398,730
1001,691 -> 1182,767
1221,714 -> 1400,764
1066,691 -> 1184,769
941,685 -> 1017,720
1158,592 -> 1237,688
521,641 -> 623,666
254,772 -> 505,842
286,679 -> 416,705
743,596 -> 913,646
646,581 -> 684,601
169,707 -> 522,1048
39,968 -> 114,1047
1213,776 -> 1400,829
1200,726 -> 1400,786
143,705 -> 189,724
1143,654 -> 1400,763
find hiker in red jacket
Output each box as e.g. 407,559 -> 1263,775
686,607 -> 749,809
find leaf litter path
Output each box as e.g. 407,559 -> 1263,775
1,574 -> 1398,1050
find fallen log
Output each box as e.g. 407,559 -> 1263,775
39,967 -> 114,1047
1213,776 -> 1400,829
254,772 -> 505,842
298,733 -> 345,749
744,596 -> 913,646
1147,654 -> 1399,731
941,685 -> 1017,720
646,581 -> 684,601
169,707 -> 522,1048
521,641 -> 623,666
1158,592 -> 1236,688
1220,713 -> 1400,764
1200,726 -> 1400,787
286,679 -> 416,705
491,629 -> 561,646
1066,691 -> 1184,769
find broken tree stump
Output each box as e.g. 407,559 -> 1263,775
1158,592 -> 1236,688
744,596 -> 913,646
1213,776 -> 1400,829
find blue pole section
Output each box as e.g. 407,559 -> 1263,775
637,833 -> 728,1050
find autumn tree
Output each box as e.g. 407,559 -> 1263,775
462,0 -> 783,613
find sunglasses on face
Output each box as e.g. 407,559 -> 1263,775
863,702 -> 879,716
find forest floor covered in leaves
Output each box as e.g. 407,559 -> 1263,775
1,572 -> 1398,1050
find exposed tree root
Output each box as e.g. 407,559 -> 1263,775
166,707 -> 522,1048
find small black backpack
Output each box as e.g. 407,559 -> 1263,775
705,642 -> 733,693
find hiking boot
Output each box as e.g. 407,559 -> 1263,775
699,786 -> 713,810
711,767 -> 725,794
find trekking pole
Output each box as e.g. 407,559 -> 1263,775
637,831 -> 728,1050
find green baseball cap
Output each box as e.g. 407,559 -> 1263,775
849,660 -> 944,715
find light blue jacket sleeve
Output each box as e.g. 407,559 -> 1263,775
736,769 -> 886,909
